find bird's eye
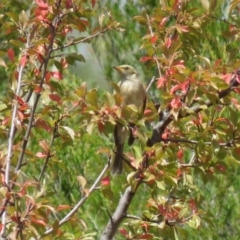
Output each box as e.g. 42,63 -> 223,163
125,67 -> 129,70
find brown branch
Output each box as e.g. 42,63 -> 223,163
16,21 -> 58,171
38,104 -> 79,181
147,69 -> 240,147
100,183 -> 141,240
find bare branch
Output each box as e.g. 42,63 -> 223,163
40,160 -> 110,238
52,26 -> 113,52
100,183 -> 141,240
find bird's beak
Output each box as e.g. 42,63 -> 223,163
113,66 -> 123,73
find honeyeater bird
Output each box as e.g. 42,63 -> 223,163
111,64 -> 147,175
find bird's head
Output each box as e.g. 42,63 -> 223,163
114,65 -> 138,81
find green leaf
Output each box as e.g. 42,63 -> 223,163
66,53 -> 85,65
19,10 -> 28,26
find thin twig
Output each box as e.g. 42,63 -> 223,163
38,103 -> 79,181
1,62 -> 25,236
52,26 -> 112,52
16,21 -> 57,171
161,137 -> 236,147
146,75 -> 156,93
40,161 -> 110,238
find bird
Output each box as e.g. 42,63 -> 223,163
111,64 -> 147,175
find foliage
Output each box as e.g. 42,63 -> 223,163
1,0 -> 240,239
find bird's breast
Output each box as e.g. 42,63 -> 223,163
119,79 -> 146,107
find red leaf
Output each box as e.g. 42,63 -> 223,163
157,77 -> 166,88
170,81 -> 189,95
62,26 -> 72,35
98,121 -> 104,132
165,37 -> 172,48
160,17 -> 168,27
231,98 -> 240,109
35,118 -> 52,132
216,164 -> 226,172
92,0 -> 96,8
144,109 -> 152,115
189,199 -> 197,213
11,216 -> 19,223
222,73 -> 232,84
119,228 -> 128,236
61,58 -> 68,69
57,205 -> 72,211
177,149 -> 183,159
170,96 -> 182,109
36,152 -> 47,158
2,116 -> 11,126
139,233 -> 153,239
20,55 -> 27,67
8,48 -> 15,62
35,0 -> 48,8
30,218 -> 47,226
151,35 -> 158,44
101,176 -> 110,186
140,56 -> 152,62
65,0 -> 73,9
34,86 -> 42,93
49,94 -> 61,103
179,25 -> 189,32
51,71 -> 63,80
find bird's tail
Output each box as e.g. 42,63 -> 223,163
111,143 -> 124,175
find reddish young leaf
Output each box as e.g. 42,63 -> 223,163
101,176 -> 110,186
34,86 -> 42,93
36,152 -> 47,158
60,58 -> 68,69
119,228 -> 129,237
170,96 -> 182,109
138,233 -> 153,239
222,73 -> 232,84
170,81 -> 189,95
98,121 -> 104,132
45,71 -> 51,83
51,71 -> 63,80
189,199 -> 197,213
49,94 -> 61,103
62,26 -> 72,36
140,56 -> 153,62
20,55 -> 28,67
2,116 -> 11,126
231,98 -> 240,109
92,0 -> 97,8
177,149 -> 183,160
35,0 -> 48,8
160,17 -> 168,27
65,0 -> 73,9
151,35 -> 158,44
35,118 -> 52,132
216,164 -> 226,172
157,77 -> 166,88
8,48 -> 15,62
178,25 -> 189,32
30,217 -> 47,226
57,205 -> 72,211
39,140 -> 49,153
144,109 -> 153,115
165,37 -> 172,48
